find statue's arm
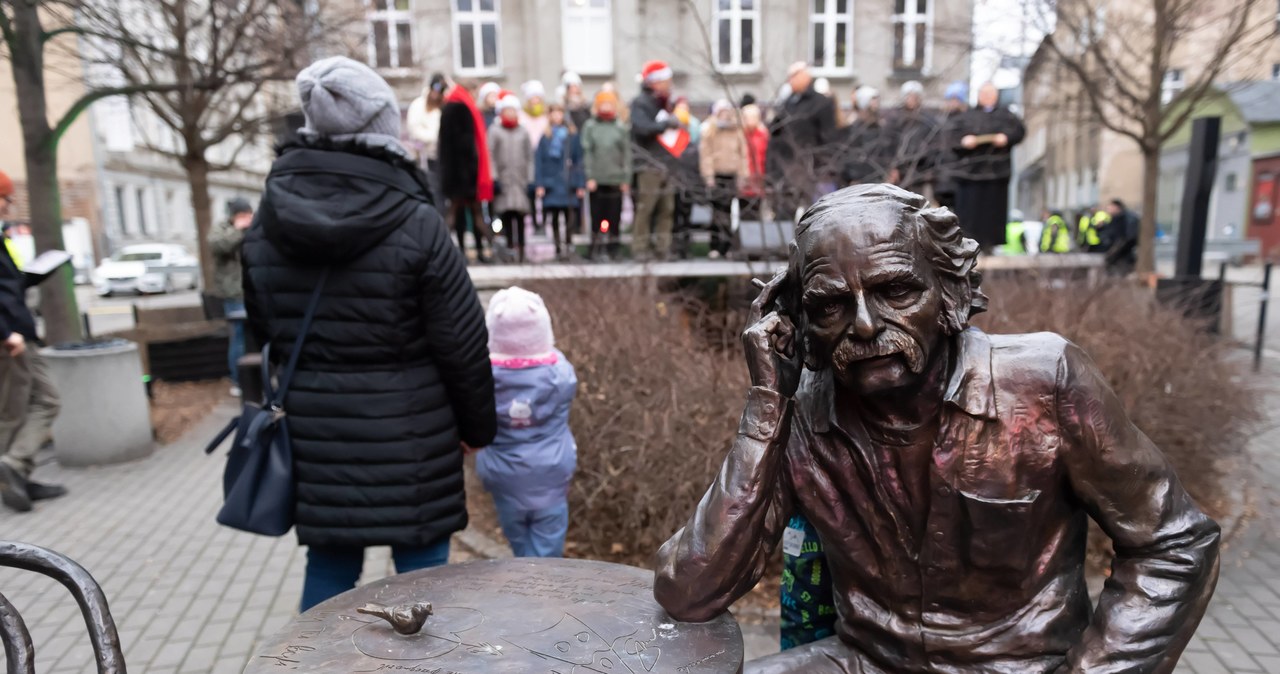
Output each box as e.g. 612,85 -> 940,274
1055,342 -> 1220,673
653,386 -> 793,623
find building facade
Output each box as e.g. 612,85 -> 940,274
87,90 -> 272,257
1015,38 -> 1143,224
362,0 -> 974,107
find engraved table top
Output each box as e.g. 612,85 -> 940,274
245,558 -> 744,673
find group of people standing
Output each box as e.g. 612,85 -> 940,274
399,60 -> 1027,262
402,61 -> 776,263
1020,199 -> 1141,272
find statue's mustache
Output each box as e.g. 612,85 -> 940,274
831,330 -> 925,374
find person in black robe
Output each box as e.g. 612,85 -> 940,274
951,82 -> 1025,250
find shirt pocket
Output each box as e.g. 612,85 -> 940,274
959,488 -> 1042,576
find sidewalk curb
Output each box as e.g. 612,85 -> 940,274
453,528 -> 513,560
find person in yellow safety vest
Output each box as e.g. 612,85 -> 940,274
2,223 -> 21,269
1040,210 -> 1070,253
1077,207 -> 1107,251
1004,210 -> 1029,254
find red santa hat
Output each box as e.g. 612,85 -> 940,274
639,60 -> 673,85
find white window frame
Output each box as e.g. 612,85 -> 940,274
561,0 -> 613,76
892,0 -> 932,73
452,0 -> 502,77
1161,68 -> 1184,105
809,0 -> 854,76
365,0 -> 416,72
711,0 -> 761,74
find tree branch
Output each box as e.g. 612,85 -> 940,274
49,81 -> 212,152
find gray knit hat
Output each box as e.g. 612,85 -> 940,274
296,56 -> 406,157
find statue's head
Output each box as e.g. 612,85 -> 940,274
787,184 -> 986,395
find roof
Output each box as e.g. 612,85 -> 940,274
1219,81 -> 1280,124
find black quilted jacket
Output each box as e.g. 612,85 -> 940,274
242,138 -> 496,548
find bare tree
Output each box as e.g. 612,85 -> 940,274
1035,0 -> 1274,274
0,0 -> 202,342
75,0 -> 362,290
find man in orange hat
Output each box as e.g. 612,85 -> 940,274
0,169 -> 68,513
629,59 -> 678,260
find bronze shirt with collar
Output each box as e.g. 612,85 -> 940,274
655,328 -> 1219,673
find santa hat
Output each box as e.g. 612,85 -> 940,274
639,60 -> 673,85
562,71 -> 582,87
521,80 -> 546,100
487,287 -> 555,359
478,82 -> 501,101
496,94 -> 521,113
854,85 -> 879,110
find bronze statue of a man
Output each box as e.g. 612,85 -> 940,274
654,184 -> 1220,673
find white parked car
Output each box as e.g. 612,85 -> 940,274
94,244 -> 200,296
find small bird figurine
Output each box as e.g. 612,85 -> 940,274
357,601 -> 434,635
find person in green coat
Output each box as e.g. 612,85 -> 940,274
207,197 -> 253,395
579,91 -> 632,261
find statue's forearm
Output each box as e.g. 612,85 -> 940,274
653,387 -> 792,623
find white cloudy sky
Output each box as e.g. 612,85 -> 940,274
970,0 -> 1050,90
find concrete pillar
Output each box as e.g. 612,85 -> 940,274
42,341 -> 153,467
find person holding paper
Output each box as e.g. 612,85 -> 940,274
0,169 -> 67,513
951,82 -> 1025,250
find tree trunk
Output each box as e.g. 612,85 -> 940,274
185,153 -> 218,292
9,0 -> 83,344
1138,145 -> 1159,276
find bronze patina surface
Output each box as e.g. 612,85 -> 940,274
248,557 -> 743,673
655,183 -> 1221,673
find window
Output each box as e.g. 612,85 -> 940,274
1225,173 -> 1238,193
367,0 -> 414,70
113,186 -> 128,235
562,0 -> 613,75
810,0 -> 853,75
135,188 -> 148,236
453,0 -> 501,76
892,0 -> 930,72
1161,68 -> 1184,104
712,0 -> 759,73
1272,63 -> 1280,80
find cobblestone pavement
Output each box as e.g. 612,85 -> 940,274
0,406 -> 476,674
2,376 -> 1279,673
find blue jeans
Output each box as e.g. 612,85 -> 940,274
495,500 -> 569,558
224,299 -> 246,387
299,539 -> 451,611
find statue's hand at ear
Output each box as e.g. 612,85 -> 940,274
745,270 -> 802,397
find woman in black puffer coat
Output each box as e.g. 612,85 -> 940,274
241,57 -> 496,610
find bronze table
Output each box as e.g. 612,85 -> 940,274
246,557 -> 744,673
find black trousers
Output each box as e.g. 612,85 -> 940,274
954,178 -> 1010,251
500,210 -> 526,262
673,191 -> 695,258
450,199 -> 490,260
544,207 -> 573,255
588,186 -> 623,259
709,174 -> 738,255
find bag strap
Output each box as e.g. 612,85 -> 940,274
268,267 -> 331,407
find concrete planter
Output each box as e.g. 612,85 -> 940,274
42,340 -> 153,467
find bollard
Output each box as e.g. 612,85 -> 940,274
1255,263 -> 1272,372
